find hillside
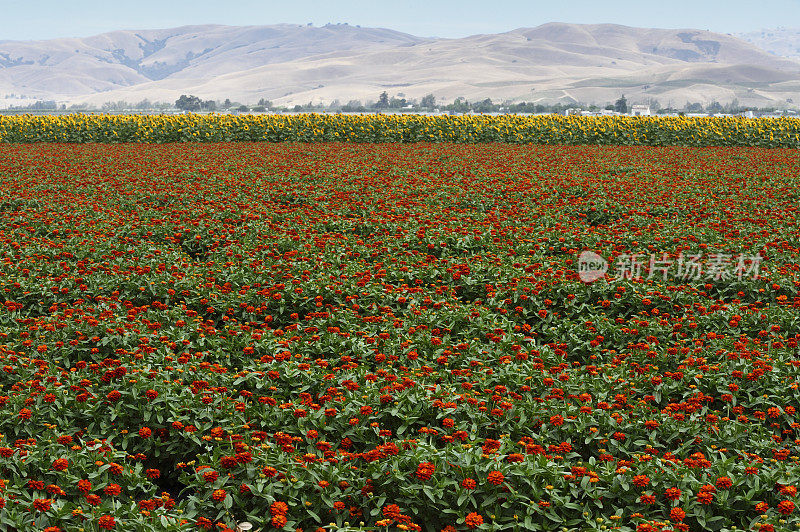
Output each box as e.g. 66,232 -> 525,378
1,22 -> 799,108
738,28 -> 800,61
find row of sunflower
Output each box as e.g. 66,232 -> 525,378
1,113 -> 800,146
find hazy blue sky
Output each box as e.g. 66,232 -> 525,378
3,0 -> 798,41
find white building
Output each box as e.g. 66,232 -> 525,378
630,105 -> 651,116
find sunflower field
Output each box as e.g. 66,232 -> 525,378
1,113 -> 800,147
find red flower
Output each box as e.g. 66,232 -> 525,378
465,512 -> 483,529
270,501 -> 289,516
98,515 -> 115,530
416,462 -> 435,481
639,494 -> 656,505
103,484 -> 121,496
138,427 -> 152,438
271,515 -> 288,528
32,498 -> 53,512
462,478 -> 477,490
633,475 -> 650,487
715,476 -> 733,489
52,458 -> 69,471
144,389 -> 158,400
487,471 -> 505,485
77,479 -> 92,493
220,455 -> 238,469
106,391 -> 121,402
86,494 -> 102,506
46,484 -> 65,496
664,487 -> 681,500
146,468 -> 160,479
203,470 -> 218,482
670,507 -> 686,521
697,491 -> 714,505
211,489 -> 226,501
18,408 -> 32,420
778,500 -> 795,515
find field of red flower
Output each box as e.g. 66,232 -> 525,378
0,143 -> 799,532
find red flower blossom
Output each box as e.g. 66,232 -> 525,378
270,501 -> 289,516
715,476 -> 733,489
32,498 -> 53,512
416,462 -> 435,481
465,512 -> 483,529
670,507 -> 686,521
487,471 -> 505,485
98,515 -> 115,530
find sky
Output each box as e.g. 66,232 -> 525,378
2,0 -> 799,41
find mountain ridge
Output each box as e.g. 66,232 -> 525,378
1,22 -> 798,108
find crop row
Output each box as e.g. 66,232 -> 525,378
1,114 -> 800,147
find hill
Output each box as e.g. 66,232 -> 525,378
1,22 -> 798,108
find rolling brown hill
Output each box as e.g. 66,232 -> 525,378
1,22 -> 798,108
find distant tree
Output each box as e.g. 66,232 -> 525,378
252,106 -> 266,112
604,104 -> 615,111
448,97 -> 470,113
223,99 -> 232,109
175,95 -> 203,111
420,94 -> 436,109
257,98 -> 272,108
706,101 -> 724,114
342,100 -> 366,113
376,91 -> 389,109
389,97 -> 407,109
473,98 -> 495,114
202,100 -> 216,111
614,95 -> 628,114
685,102 -> 704,113
237,105 -> 249,112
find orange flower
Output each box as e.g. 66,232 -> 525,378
487,471 -> 504,485
270,501 -> 289,516
98,515 -> 115,530
33,498 -> 53,512
415,462 -> 435,481
465,512 -> 483,529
